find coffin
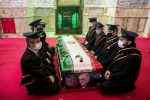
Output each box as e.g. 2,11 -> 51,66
56,35 -> 103,90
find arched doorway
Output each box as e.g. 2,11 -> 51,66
56,0 -> 82,34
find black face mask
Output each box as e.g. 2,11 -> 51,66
107,33 -> 113,37
37,25 -> 44,31
37,28 -> 43,31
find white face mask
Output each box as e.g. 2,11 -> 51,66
34,41 -> 42,51
118,40 -> 125,48
96,30 -> 100,35
90,23 -> 94,27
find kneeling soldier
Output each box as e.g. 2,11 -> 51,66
97,29 -> 142,95
20,32 -> 59,95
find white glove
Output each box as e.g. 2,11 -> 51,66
91,51 -> 95,54
84,41 -> 88,45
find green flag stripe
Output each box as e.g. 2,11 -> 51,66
56,36 -> 74,75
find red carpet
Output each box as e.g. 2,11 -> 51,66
0,38 -> 150,100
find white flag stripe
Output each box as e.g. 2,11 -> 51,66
62,35 -> 93,73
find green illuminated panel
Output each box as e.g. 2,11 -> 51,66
72,12 -> 79,28
58,12 -> 62,28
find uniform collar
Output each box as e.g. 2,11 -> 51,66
28,47 -> 39,56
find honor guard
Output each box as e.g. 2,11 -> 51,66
20,32 -> 59,95
97,29 -> 142,95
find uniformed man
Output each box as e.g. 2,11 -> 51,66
96,24 -> 120,68
29,19 -> 55,56
91,22 -> 107,55
84,17 -> 97,51
97,30 -> 142,95
20,32 -> 59,95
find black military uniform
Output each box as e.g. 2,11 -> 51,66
91,22 -> 107,55
29,19 -> 55,56
97,24 -> 120,68
20,32 -> 59,95
84,17 -> 97,51
98,30 -> 142,95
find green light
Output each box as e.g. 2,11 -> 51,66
72,12 -> 79,28
58,12 -> 62,28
